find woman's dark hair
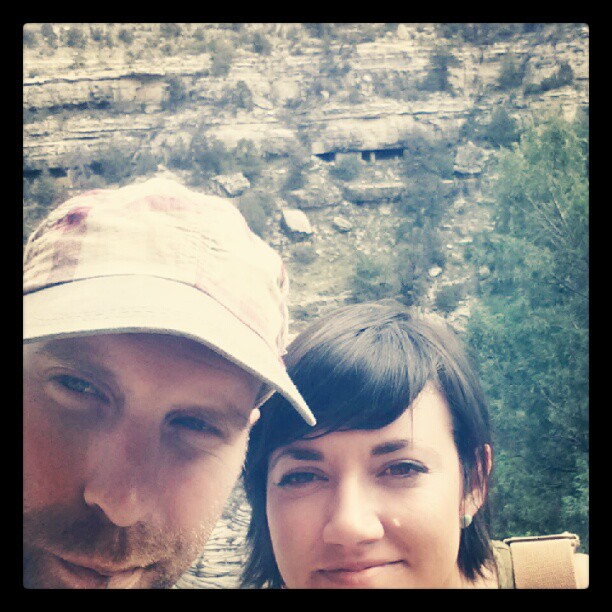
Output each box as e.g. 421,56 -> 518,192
240,300 -> 493,588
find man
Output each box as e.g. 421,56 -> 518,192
23,177 -> 316,588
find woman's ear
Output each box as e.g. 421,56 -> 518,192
463,443 -> 493,516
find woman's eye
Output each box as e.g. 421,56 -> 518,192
381,461 -> 426,478
53,375 -> 106,400
276,471 -> 325,488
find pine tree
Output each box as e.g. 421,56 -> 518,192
466,113 -> 589,549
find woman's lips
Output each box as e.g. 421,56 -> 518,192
53,554 -> 147,588
317,560 -> 404,586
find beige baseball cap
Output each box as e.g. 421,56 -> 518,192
23,177 -> 316,426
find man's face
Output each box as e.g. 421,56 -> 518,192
23,333 -> 261,588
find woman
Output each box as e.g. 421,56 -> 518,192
240,301 -> 588,589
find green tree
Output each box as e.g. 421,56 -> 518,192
466,114 -> 589,549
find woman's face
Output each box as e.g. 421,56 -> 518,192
266,383 -> 477,588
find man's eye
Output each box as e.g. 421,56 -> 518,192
276,472 -> 326,488
170,415 -> 220,436
380,461 -> 426,478
53,375 -> 106,400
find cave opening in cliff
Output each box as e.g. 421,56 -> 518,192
363,147 -> 405,161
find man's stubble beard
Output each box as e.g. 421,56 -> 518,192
23,503 -> 219,589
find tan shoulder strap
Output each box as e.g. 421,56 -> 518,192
503,533 -> 580,589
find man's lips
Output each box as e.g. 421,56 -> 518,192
53,554 -> 151,588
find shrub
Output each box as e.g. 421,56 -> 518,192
396,261 -> 428,307
418,48 -> 459,92
283,148 -> 312,191
132,150 -> 160,176
90,26 -> 104,42
541,61 -> 574,90
166,137 -> 192,170
91,143 -> 134,184
23,29 -> 38,48
436,23 -> 524,45
347,88 -> 365,104
238,190 -> 276,217
395,223 -> 446,299
402,136 -> 454,179
292,243 -> 317,265
234,139 -> 264,182
210,40 -> 234,77
252,31 -> 272,55
237,198 -> 267,238
434,283 -> 463,314
118,28 -> 135,45
160,23 -> 182,39
351,252 -> 399,302
163,76 -> 188,110
28,170 -> 57,208
222,81 -> 254,112
497,54 -> 525,90
330,156 -> 361,182
64,26 -> 87,49
480,107 -> 520,148
525,61 -> 574,95
40,23 -> 58,47
399,174 -> 448,225
190,134 -> 234,178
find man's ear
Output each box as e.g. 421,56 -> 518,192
248,408 -> 261,427
463,443 -> 493,516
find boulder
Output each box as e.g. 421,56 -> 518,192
478,265 -> 491,278
210,172 -> 251,198
288,185 -> 343,209
332,215 -> 353,233
343,181 -> 407,204
281,208 -> 313,237
453,141 -> 490,176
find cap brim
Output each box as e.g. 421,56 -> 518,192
23,275 -> 316,426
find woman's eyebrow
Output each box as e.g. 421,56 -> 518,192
371,438 -> 412,457
269,447 -> 324,471
371,438 -> 442,462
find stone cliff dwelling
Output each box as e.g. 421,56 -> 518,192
315,147 -> 405,163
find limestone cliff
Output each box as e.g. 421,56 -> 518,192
23,23 -> 589,331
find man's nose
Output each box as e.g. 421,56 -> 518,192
83,421 -> 158,527
322,478 -> 384,547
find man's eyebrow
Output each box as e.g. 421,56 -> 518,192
177,404 -> 251,431
35,340 -> 120,382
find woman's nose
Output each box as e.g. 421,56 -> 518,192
322,478 -> 384,546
